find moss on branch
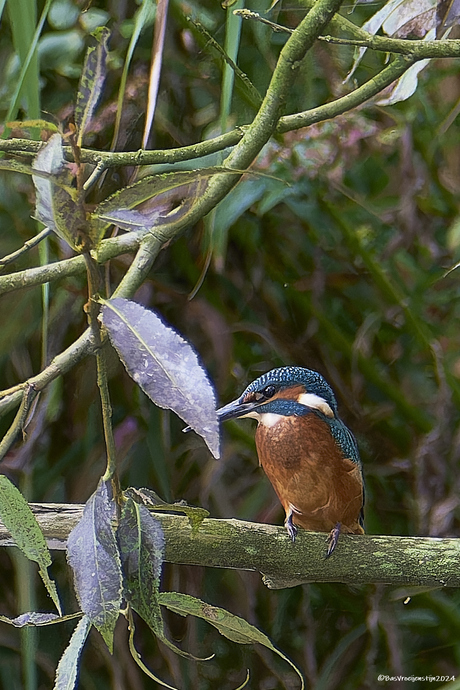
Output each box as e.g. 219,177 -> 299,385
1,504 -> 459,590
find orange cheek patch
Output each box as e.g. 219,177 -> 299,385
242,391 -> 259,404
272,385 -> 305,401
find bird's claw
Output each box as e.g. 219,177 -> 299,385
285,513 -> 298,542
325,522 -> 341,558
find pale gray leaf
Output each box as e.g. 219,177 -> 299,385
376,59 -> 430,105
101,298 -> 220,458
10,612 -> 60,627
32,133 -> 65,232
53,616 -> 91,690
66,480 -> 122,652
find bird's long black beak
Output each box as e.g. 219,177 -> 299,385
217,398 -> 258,422
183,397 -> 258,434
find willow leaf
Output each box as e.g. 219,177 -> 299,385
0,475 -> 61,614
101,298 -> 220,458
75,27 -> 110,146
66,480 -> 122,652
159,592 -> 305,689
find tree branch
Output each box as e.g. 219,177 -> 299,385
0,330 -> 95,417
0,132 -> 246,167
237,7 -> 460,59
0,54 -> 416,175
0,503 -> 458,589
0,0 -> 424,427
0,230 -> 148,296
319,34 -> 460,57
278,54 -> 414,132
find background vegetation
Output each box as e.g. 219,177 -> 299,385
1,0 -> 460,688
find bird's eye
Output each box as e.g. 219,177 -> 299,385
250,385 -> 278,403
262,385 -> 277,399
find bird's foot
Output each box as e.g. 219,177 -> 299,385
285,513 -> 298,542
325,522 -> 341,558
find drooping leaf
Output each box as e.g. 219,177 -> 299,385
117,498 -> 164,633
159,592 -> 305,690
127,610 -> 180,690
142,503 -> 209,534
118,498 -> 209,660
32,133 -> 88,250
75,27 -> 110,146
0,475 -> 61,614
32,133 -> 70,232
53,615 -> 91,690
376,59 -> 430,105
66,480 -> 122,652
101,298 -> 220,458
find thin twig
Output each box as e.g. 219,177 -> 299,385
0,384 -> 37,461
0,227 -> 52,271
234,7 -> 460,58
97,339 -> 118,483
83,160 -> 106,191
0,230 -> 149,297
234,9 -> 292,34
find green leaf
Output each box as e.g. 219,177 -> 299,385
66,480 -> 122,652
117,498 -> 164,635
53,615 -> 91,690
0,157 -> 68,183
0,475 -> 61,614
7,119 -> 59,133
111,0 -> 155,150
147,504 -> 209,534
127,610 -> 180,690
124,487 -> 209,534
187,16 -> 262,111
92,167 -> 239,241
159,592 -> 305,689
75,27 -> 110,146
118,499 -> 208,660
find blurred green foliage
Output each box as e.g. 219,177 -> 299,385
1,0 -> 460,688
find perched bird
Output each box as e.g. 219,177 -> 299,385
217,366 -> 364,556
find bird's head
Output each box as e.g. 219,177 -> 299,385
217,366 -> 339,424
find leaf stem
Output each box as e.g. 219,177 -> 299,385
98,341 -> 118,485
81,250 -> 119,489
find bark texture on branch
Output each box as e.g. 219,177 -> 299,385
0,503 -> 459,589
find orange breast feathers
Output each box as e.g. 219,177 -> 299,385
254,413 -> 364,535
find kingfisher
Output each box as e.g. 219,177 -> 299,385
217,366 -> 364,556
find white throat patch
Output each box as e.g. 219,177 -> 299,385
241,410 -> 283,427
297,392 -> 334,418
